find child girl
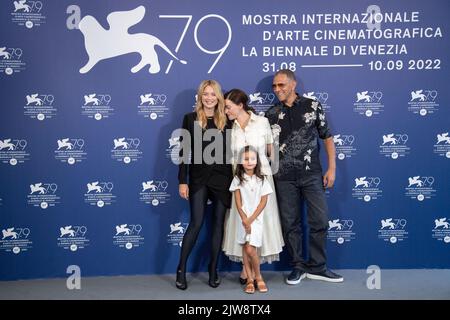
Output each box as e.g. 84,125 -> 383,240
229,146 -> 273,293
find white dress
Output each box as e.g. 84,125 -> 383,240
222,112 -> 284,263
229,174 -> 273,247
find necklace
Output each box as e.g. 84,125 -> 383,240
238,113 -> 250,130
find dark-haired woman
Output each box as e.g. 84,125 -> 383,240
222,89 -> 284,284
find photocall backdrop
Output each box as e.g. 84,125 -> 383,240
0,0 -> 449,280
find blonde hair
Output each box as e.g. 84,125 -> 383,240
195,80 -> 227,131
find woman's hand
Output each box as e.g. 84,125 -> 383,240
179,184 -> 189,200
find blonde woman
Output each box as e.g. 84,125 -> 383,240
176,80 -> 233,290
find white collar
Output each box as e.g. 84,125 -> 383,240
243,173 -> 257,180
233,111 -> 256,129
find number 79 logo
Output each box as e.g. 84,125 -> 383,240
71,6 -> 232,74
159,14 -> 232,73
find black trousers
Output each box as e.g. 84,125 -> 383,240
177,185 -> 228,273
275,174 -> 329,273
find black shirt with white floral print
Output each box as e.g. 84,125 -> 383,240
265,94 -> 332,181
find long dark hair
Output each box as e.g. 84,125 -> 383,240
224,89 -> 256,114
235,146 -> 265,185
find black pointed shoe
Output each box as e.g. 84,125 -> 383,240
208,266 -> 221,288
175,269 -> 187,290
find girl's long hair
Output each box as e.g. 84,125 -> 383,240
195,80 -> 227,131
235,145 -> 265,185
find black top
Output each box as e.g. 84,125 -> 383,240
178,112 -> 233,206
265,95 -> 332,181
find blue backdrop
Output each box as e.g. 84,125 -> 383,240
1,0 -> 449,280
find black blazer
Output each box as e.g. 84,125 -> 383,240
178,112 -> 233,190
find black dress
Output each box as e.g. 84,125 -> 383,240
178,112 -> 233,207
